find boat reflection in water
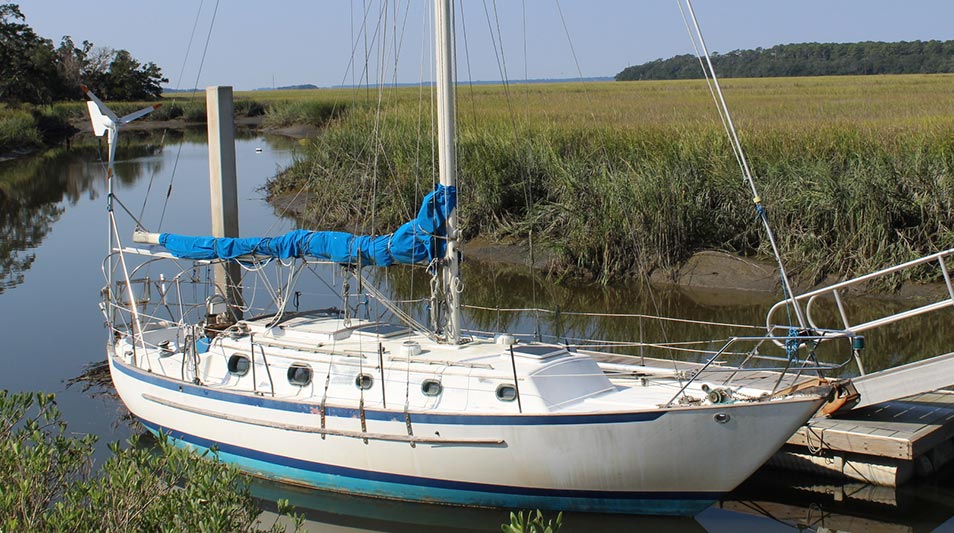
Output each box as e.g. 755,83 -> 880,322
249,464 -> 954,531
250,476 -> 708,532
720,466 -> 954,532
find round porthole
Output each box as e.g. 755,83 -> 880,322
495,384 -> 517,402
355,374 -> 374,390
287,364 -> 312,387
714,412 -> 731,424
227,354 -> 250,377
422,379 -> 442,397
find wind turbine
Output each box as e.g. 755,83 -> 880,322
82,84 -> 161,176
82,85 -> 162,296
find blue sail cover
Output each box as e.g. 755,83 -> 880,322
158,185 -> 456,267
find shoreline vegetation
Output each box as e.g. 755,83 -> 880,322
264,74 -> 954,292
4,74 -> 953,293
616,40 -> 954,81
0,390 -> 303,532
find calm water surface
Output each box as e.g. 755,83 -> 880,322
1,131 -> 952,531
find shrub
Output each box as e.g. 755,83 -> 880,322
0,390 -> 301,532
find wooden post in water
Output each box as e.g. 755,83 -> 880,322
206,86 -> 243,319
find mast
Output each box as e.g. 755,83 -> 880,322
434,0 -> 462,344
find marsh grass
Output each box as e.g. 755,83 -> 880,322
0,105 -> 77,153
260,99 -> 345,129
0,106 -> 42,152
267,75 -> 954,285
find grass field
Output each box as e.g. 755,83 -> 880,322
265,74 -> 954,286
5,74 -> 952,286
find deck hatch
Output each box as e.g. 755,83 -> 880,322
354,323 -> 411,338
510,345 -> 566,359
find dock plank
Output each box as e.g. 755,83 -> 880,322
787,393 -> 954,460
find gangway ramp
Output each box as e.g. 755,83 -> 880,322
844,351 -> 954,411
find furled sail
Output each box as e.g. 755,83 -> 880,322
144,185 -> 455,267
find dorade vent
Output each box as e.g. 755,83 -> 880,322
496,384 -> 517,402
495,333 -> 516,346
421,379 -> 443,397
355,373 -> 374,390
227,354 -> 250,376
400,340 -> 422,357
287,363 -> 313,387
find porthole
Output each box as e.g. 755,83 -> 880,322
496,384 -> 517,402
227,354 -> 250,377
421,379 -> 442,397
355,373 -> 374,390
287,364 -> 313,387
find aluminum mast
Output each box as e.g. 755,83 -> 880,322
434,0 -> 462,344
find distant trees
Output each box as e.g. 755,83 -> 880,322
0,3 -> 167,104
615,41 -> 954,81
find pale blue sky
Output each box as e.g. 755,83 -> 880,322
17,1 -> 954,90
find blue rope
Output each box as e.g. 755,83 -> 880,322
785,327 -> 801,362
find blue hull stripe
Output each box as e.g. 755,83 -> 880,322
140,419 -> 718,515
113,357 -> 664,426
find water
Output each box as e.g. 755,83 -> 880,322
1,132 -> 952,531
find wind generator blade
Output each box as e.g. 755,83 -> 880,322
85,101 -> 113,137
81,85 -> 119,122
81,85 -> 119,138
119,104 -> 162,125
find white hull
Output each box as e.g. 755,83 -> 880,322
109,345 -> 823,515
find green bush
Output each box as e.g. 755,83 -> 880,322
0,390 -> 301,532
502,510 -> 563,533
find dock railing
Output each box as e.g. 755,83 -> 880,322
766,248 -> 954,361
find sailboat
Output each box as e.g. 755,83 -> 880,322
89,1 -> 845,517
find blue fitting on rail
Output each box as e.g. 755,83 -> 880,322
754,202 -> 765,220
784,326 -> 801,362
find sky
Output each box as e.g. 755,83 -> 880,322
17,1 -> 954,91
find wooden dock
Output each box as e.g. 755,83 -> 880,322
772,389 -> 954,486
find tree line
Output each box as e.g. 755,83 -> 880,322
616,40 -> 954,81
0,3 -> 167,105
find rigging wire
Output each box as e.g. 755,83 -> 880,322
518,0 -> 541,341
680,0 -> 806,330
474,0 -> 545,338
455,1 -> 480,126
674,0 -> 744,177
409,1 -> 435,327
157,0 -> 222,232
260,3 -> 412,244
136,0 -> 207,225
263,1 -> 375,233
